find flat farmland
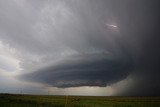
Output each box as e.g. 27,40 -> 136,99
0,94 -> 160,107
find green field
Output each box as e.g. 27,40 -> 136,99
0,94 -> 160,107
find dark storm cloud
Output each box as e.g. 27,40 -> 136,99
0,0 -> 160,96
20,53 -> 133,88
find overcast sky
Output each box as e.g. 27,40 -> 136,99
0,0 -> 160,96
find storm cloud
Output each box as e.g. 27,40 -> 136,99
0,0 -> 160,96
20,53 -> 133,88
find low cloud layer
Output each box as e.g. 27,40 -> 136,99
20,53 -> 133,88
0,0 -> 160,96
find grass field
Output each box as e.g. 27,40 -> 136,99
0,94 -> 160,107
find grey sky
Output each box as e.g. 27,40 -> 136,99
0,0 -> 160,96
